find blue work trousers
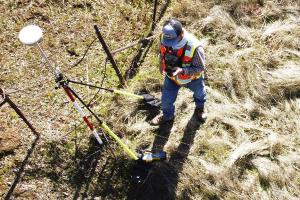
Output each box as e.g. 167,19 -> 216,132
161,76 -> 207,119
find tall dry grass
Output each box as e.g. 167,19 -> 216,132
126,0 -> 300,199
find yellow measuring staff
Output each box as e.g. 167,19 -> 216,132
100,122 -> 139,160
113,90 -> 144,99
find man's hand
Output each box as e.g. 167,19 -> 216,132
172,67 -> 183,77
160,65 -> 167,76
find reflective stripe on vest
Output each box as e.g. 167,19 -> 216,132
160,33 -> 203,85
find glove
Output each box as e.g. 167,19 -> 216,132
171,67 -> 184,77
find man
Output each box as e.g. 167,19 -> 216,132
151,19 -> 207,125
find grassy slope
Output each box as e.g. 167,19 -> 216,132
1,0 -> 300,199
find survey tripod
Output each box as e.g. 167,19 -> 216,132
58,73 -> 167,162
54,70 -> 141,160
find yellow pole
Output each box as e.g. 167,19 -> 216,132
113,90 -> 144,99
101,123 -> 139,160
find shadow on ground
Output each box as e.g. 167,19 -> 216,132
67,137 -> 134,200
1,95 -> 41,200
128,111 -> 202,200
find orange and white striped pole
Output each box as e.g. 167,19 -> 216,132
63,86 -> 103,145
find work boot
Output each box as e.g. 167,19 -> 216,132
150,114 -> 174,126
195,107 -> 207,122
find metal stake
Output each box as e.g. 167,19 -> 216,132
94,25 -> 126,87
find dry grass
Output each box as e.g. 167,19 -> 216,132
162,0 -> 300,199
1,0 -> 300,199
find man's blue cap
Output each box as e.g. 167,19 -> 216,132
162,19 -> 183,47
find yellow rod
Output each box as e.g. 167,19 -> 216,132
113,90 -> 144,99
101,123 -> 138,160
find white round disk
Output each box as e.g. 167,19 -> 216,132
19,25 -> 43,46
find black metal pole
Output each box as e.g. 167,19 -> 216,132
0,89 -> 41,200
94,25 -> 126,87
152,0 -> 158,31
67,79 -> 114,93
66,85 -> 117,159
0,89 -> 40,137
66,85 -> 104,124
5,99 -> 40,137
0,88 -> 6,107
0,100 -> 6,107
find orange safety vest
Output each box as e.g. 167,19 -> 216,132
160,34 -> 204,85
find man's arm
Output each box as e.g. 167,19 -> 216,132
182,46 -> 205,76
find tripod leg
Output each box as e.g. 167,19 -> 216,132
67,86 -> 139,160
63,86 -> 103,145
